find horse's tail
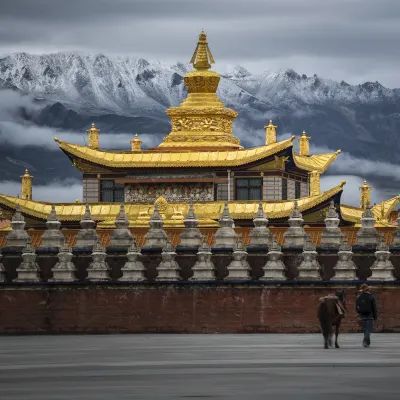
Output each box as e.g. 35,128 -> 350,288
318,300 -> 331,338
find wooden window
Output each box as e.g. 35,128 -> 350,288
236,178 -> 262,200
282,178 -> 288,200
295,181 -> 301,199
100,180 -> 125,202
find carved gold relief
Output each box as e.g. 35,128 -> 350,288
155,196 -> 168,213
172,117 -> 231,133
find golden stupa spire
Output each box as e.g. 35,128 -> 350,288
190,29 -> 215,70
157,31 -> 241,150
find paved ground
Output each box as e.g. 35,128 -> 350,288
0,334 -> 399,399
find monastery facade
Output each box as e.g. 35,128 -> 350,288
0,31 -> 399,230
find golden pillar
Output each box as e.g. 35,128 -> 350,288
298,131 -> 311,156
360,180 -> 372,210
130,134 -> 142,151
309,170 -> 320,196
20,169 -> 33,200
264,120 -> 277,145
87,123 -> 100,149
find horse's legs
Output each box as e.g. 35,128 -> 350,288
324,334 -> 329,349
335,318 -> 341,348
328,333 -> 333,348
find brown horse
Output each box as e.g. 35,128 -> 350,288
317,291 -> 346,349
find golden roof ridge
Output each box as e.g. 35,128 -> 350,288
57,137 -> 295,168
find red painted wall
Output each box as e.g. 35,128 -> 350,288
1,285 -> 399,334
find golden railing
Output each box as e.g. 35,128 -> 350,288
0,227 -> 396,248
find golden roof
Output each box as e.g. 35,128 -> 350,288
56,137 -> 295,168
293,151 -> 341,173
340,195 -> 400,224
0,181 -> 345,223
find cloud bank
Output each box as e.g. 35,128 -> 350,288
0,179 -> 82,203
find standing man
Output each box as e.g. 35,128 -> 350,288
356,284 -> 377,347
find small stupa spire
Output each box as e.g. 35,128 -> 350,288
360,180 -> 372,210
298,131 -> 311,156
130,133 -> 142,151
87,122 -> 100,149
264,120 -> 277,145
20,169 -> 33,200
190,30 -> 215,70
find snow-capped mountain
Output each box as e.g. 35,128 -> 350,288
1,51 -> 400,184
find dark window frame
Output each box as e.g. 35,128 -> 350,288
295,181 -> 301,199
100,180 -> 125,202
282,178 -> 288,200
235,178 -> 262,200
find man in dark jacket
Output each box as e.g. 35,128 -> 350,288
356,283 -> 377,347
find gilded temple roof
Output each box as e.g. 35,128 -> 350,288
0,181 -> 345,223
56,137 -> 296,168
293,151 -> 341,173
340,195 -> 400,225
56,136 -> 340,173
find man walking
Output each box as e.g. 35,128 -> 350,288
356,284 -> 377,347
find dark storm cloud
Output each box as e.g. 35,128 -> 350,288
0,0 -> 400,86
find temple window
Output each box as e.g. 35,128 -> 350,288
236,178 -> 262,200
100,180 -> 124,202
295,181 -> 301,199
282,178 -> 288,200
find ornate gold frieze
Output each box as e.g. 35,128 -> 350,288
171,117 -> 232,134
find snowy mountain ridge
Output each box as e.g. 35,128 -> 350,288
1,51 -> 399,119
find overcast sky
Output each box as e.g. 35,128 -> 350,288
0,0 -> 399,87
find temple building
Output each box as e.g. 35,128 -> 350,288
0,31 -> 399,229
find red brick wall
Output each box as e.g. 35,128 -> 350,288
1,285 -> 399,334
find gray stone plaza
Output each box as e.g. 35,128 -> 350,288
0,334 -> 399,400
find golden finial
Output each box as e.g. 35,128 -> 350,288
130,133 -> 142,151
87,122 -> 100,149
298,130 -> 311,156
190,30 -> 215,70
360,179 -> 372,210
87,122 -> 100,133
264,119 -> 278,145
335,150 -> 341,155
20,169 -> 33,200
